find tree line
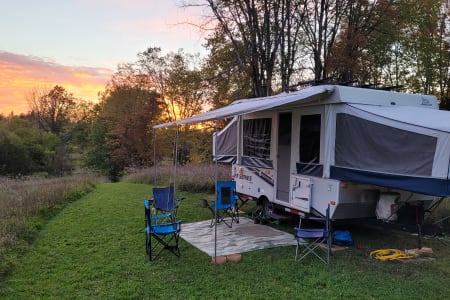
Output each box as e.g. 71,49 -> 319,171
199,0 -> 450,102
0,86 -> 94,176
0,49 -> 211,180
1,0 -> 450,180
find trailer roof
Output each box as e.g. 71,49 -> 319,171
350,103 -> 450,132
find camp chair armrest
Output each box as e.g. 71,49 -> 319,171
294,227 -> 325,231
144,199 -> 151,210
154,220 -> 182,226
150,213 -> 172,221
149,221 -> 182,235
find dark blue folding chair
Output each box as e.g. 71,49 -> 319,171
144,187 -> 182,261
202,181 -> 239,228
294,205 -> 331,264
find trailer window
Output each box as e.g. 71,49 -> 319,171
299,114 -> 321,164
243,118 -> 271,159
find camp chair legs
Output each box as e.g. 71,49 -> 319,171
294,205 -> 331,264
146,238 -> 180,261
145,225 -> 181,261
208,205 -> 239,228
295,229 -> 330,264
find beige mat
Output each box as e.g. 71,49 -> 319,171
180,217 -> 297,256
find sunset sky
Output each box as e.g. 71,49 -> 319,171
0,0 -> 207,115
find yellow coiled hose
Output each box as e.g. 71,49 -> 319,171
370,249 -> 413,261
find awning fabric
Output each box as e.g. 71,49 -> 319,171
153,86 -> 333,128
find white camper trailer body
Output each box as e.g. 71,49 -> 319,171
231,112 -> 433,220
215,86 -> 446,220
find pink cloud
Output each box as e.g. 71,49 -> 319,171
0,51 -> 112,115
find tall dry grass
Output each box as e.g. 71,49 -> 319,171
123,163 -> 231,193
0,172 -> 101,278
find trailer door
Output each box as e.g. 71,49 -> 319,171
292,112 -> 322,212
276,112 -> 292,202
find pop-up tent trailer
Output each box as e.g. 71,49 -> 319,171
155,85 -> 450,221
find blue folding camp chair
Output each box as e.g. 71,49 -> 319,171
294,205 -> 331,264
202,181 -> 239,228
145,187 -> 182,261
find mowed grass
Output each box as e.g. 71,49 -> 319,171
1,182 -> 450,299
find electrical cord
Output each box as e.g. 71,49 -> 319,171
370,249 -> 414,261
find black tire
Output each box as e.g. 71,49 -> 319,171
260,197 -> 271,221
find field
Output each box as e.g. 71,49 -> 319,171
1,175 -> 449,299
0,173 -> 100,280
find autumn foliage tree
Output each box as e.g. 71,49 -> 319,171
85,47 -> 213,179
27,85 -> 76,136
87,84 -> 163,181
135,47 -> 206,123
26,85 -> 80,174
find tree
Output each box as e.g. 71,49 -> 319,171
326,0 -> 400,86
135,48 -> 210,164
437,1 -> 450,108
298,0 -> 347,82
27,85 -> 76,136
398,0 -> 445,94
26,85 -> 80,175
87,85 -> 163,180
136,48 -> 206,123
189,0 -> 450,96
202,0 -> 303,96
67,100 -> 97,153
203,28 -> 253,109
86,46 -> 211,179
0,116 -> 59,175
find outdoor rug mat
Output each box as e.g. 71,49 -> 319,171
180,217 -> 297,256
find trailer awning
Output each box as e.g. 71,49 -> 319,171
153,85 -> 333,128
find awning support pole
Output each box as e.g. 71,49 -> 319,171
174,125 -> 179,191
214,119 -> 218,263
153,128 -> 157,187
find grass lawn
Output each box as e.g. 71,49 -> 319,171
0,182 -> 449,299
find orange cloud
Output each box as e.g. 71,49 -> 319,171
0,51 -> 112,115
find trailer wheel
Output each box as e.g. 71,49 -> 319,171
258,197 -> 271,224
